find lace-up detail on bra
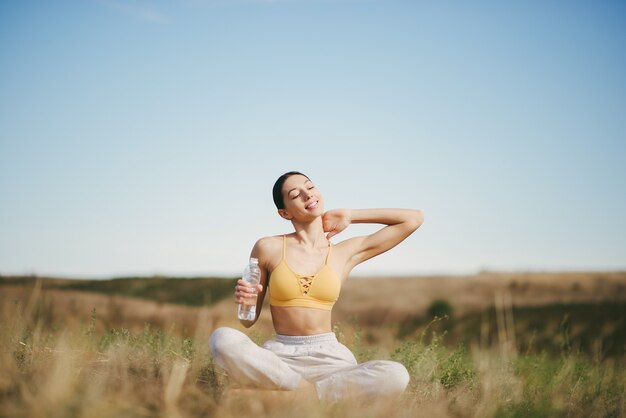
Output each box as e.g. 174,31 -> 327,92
298,276 -> 313,295
268,235 -> 341,310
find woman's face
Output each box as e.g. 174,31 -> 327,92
279,174 -> 324,220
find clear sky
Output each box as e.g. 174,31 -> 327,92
1,0 -> 625,278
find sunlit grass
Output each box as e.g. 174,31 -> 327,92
1,282 -> 624,418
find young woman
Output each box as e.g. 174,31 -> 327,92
209,171 -> 424,402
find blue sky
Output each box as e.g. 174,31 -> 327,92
1,0 -> 625,278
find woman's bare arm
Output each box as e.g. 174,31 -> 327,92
323,208 -> 424,270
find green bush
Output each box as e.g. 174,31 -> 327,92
439,343 -> 475,389
428,299 -> 454,319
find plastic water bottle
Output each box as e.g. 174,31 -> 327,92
237,257 -> 261,321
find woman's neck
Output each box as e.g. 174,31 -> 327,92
290,217 -> 327,248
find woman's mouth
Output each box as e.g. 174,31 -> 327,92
306,200 -> 319,210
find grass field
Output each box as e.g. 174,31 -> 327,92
1,272 -> 625,417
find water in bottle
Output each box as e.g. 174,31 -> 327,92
237,257 -> 261,321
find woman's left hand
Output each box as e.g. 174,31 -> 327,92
322,209 -> 352,239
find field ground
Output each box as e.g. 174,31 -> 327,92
1,271 -> 625,417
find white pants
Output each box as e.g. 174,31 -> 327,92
209,327 -> 409,402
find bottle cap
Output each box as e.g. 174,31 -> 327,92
250,257 -> 259,264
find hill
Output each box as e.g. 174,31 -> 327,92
0,274 -> 238,306
2,270 -> 625,357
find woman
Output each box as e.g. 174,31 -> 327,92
209,171 -> 424,402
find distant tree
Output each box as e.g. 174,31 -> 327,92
428,299 -> 453,319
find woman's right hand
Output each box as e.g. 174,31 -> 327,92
322,208 -> 352,239
234,279 -> 263,305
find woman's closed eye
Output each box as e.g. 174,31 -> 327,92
291,186 -> 315,199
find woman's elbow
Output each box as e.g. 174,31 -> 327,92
407,209 -> 424,231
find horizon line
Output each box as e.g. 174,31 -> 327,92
2,267 -> 625,281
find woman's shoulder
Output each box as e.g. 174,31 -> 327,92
253,235 -> 284,253
252,235 -> 284,271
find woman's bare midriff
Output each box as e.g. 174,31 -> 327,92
270,305 -> 333,336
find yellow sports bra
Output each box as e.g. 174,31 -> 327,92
268,235 -> 341,310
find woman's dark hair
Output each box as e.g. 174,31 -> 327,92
272,171 -> 310,210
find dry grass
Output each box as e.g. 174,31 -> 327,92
1,272 -> 625,418
336,270 -> 626,319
